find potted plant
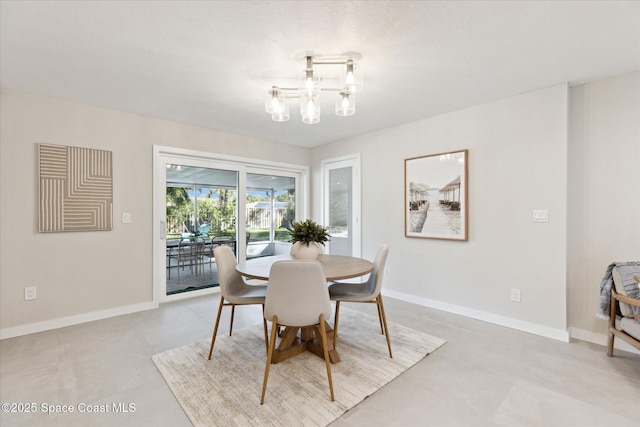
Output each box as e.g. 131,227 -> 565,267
185,230 -> 200,242
287,219 -> 330,259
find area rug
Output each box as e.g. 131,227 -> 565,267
152,308 -> 446,427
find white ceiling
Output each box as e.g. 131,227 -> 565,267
1,1 -> 639,148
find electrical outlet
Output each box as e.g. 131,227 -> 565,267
510,288 -> 521,302
24,286 -> 37,301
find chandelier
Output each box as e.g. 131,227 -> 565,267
265,55 -> 363,124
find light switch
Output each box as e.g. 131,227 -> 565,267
122,212 -> 132,224
533,209 -> 548,223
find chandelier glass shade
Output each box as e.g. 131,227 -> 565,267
299,69 -> 321,96
340,59 -> 363,94
300,93 -> 321,124
335,91 -> 355,116
265,54 -> 362,124
265,86 -> 289,122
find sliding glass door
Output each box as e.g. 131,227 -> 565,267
165,164 -> 238,295
154,147 -> 308,302
246,172 -> 296,259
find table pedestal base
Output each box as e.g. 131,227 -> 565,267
270,322 -> 340,364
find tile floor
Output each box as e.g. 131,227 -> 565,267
1,294 -> 639,426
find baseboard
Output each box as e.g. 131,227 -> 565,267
0,301 -> 159,340
570,327 -> 640,355
384,289 -> 570,342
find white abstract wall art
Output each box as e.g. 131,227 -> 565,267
38,143 -> 113,232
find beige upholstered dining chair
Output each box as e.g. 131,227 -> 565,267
207,245 -> 268,360
328,244 -> 392,358
261,260 -> 335,404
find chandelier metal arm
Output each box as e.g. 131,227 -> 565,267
277,86 -> 343,94
310,59 -> 350,65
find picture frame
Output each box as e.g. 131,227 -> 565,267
404,149 -> 468,240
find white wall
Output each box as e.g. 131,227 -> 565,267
0,89 -> 310,336
3,72 -> 637,343
567,72 -> 640,345
312,84 -> 570,339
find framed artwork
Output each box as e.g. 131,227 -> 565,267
404,149 -> 468,240
38,143 -> 113,232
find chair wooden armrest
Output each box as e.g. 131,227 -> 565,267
613,292 -> 640,308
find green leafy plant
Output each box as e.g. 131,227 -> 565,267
287,219 -> 330,247
188,230 -> 202,241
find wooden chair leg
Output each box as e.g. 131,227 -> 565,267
318,314 -> 335,401
261,315 -> 279,404
376,302 -> 384,334
333,301 -> 341,349
378,295 -> 393,358
262,305 -> 268,354
208,297 -> 225,360
229,305 -> 236,336
607,330 -> 615,357
607,290 -> 617,357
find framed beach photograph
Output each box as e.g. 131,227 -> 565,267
405,149 -> 468,240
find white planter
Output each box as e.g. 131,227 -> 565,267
291,242 -> 323,260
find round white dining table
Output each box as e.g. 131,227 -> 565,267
235,253 -> 374,365
236,254 -> 373,281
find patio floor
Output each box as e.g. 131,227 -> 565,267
166,257 -> 219,295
